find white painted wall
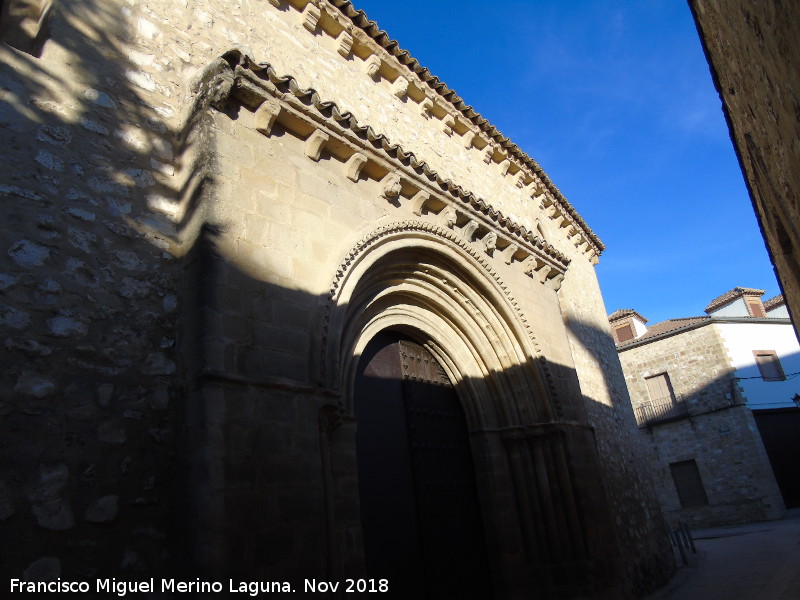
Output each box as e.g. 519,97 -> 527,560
710,297 -> 750,317
766,304 -> 790,318
632,316 -> 648,338
715,321 -> 800,409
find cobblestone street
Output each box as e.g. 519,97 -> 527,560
645,511 -> 800,600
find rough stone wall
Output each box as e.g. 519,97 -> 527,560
689,0 -> 800,331
0,0 -> 183,581
618,324 -> 785,526
1,0 -> 671,595
644,406 -> 784,527
622,324 -> 734,414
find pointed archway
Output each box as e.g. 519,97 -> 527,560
317,221 -> 623,598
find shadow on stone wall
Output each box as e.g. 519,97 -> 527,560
0,0 -> 198,583
166,223 -> 675,599
0,7 -> 674,597
602,340 -> 799,528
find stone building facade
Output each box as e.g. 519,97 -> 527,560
689,0 -> 800,331
0,1 -> 673,597
612,288 -> 791,528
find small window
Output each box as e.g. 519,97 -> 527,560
670,460 -> 708,508
747,299 -> 766,317
754,350 -> 786,381
645,372 -> 676,405
614,322 -> 634,343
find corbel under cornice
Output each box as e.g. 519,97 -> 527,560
198,50 -> 575,284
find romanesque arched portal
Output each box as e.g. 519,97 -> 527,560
319,223 -> 620,598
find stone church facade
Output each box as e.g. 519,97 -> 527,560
0,1 -> 673,597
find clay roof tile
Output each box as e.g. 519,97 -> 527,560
763,294 -> 785,311
616,316 -> 710,347
704,287 -> 765,313
608,309 -> 648,323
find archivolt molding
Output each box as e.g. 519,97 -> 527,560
198,49 -> 596,268
318,220 -> 564,419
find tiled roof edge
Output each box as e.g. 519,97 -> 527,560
608,308 -> 648,323
764,294 -> 785,310
616,317 -> 711,350
220,50 -> 572,269
704,286 -> 766,313
330,0 -> 605,254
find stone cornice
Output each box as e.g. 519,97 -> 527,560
278,0 -> 604,257
208,49 -> 574,282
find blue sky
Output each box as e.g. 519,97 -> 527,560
353,0 -> 781,324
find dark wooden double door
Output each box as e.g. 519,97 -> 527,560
354,331 -> 492,598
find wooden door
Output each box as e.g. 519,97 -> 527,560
354,331 -> 492,599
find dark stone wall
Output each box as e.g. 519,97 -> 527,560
689,0 -> 800,333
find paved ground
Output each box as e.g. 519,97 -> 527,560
643,510 -> 800,600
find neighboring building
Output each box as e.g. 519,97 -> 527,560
0,1 -> 673,597
611,287 -> 799,527
689,1 -> 800,332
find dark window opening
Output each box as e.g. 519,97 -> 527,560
614,322 -> 634,343
747,299 -> 766,317
670,460 -> 708,508
754,350 -> 786,381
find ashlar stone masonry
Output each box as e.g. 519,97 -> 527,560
0,1 -> 673,597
